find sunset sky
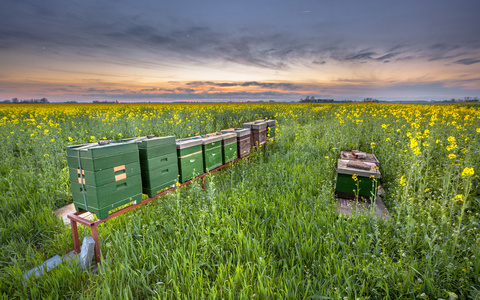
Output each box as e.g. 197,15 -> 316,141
1,0 -> 480,102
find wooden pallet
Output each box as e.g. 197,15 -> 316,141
335,183 -> 390,220
54,203 -> 93,226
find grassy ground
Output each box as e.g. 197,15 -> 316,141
0,103 -> 479,299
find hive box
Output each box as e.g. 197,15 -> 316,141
335,158 -> 381,201
201,134 -> 223,171
67,141 -> 142,219
123,135 -> 178,197
243,120 -> 267,146
176,137 -> 204,183
216,132 -> 238,163
221,128 -> 251,158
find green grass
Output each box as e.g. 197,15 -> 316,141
0,103 -> 479,299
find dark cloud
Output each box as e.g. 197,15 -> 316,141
185,81 -> 308,91
455,58 -> 480,65
346,52 -> 376,60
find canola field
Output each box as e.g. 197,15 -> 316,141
0,102 -> 479,299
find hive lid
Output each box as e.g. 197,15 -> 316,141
265,119 -> 276,127
67,141 -> 138,157
337,159 -> 381,178
176,136 -> 202,149
244,120 -> 267,129
218,132 -> 236,140
221,128 -> 251,137
122,135 -> 175,148
201,134 -> 223,144
340,151 -> 379,166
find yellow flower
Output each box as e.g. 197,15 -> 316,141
476,128 -> 480,133
461,167 -> 474,176
399,175 -> 406,186
447,136 -> 456,143
448,154 -> 457,160
370,142 -> 375,149
352,174 -> 358,181
68,136 -> 73,142
454,194 -> 463,202
424,188 -> 430,193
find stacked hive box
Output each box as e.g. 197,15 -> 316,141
201,134 -> 223,171
123,135 -> 178,197
243,120 -> 267,146
217,132 -> 238,163
221,128 -> 251,158
176,137 -> 204,183
335,151 -> 381,201
67,141 -> 143,219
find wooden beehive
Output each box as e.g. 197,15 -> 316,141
216,132 -> 237,163
176,137 -> 204,183
123,135 -> 178,197
221,128 -> 251,158
335,157 -> 381,200
201,134 -> 223,172
66,141 -> 143,219
243,120 -> 267,146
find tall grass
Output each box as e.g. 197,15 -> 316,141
0,103 -> 479,299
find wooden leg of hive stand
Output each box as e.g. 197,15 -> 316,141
91,224 -> 101,263
71,220 -> 81,254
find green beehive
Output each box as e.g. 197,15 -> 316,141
66,141 -> 142,219
176,137 -> 204,183
219,132 -> 238,163
123,135 -> 178,197
266,119 -> 276,140
221,128 -> 251,158
201,134 -> 223,172
335,157 -> 380,200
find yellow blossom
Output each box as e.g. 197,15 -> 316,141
399,175 -> 406,186
448,154 -> 456,160
461,167 -> 474,176
352,174 -> 358,181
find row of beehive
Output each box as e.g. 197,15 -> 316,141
66,119 -> 276,219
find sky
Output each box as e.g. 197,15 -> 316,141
1,0 -> 480,102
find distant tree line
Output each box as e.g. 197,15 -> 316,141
92,100 -> 119,103
299,96 -> 352,103
441,97 -> 479,102
1,97 -> 49,104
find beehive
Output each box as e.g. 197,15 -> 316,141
217,132 -> 238,163
176,137 -> 204,183
243,120 -> 267,146
123,135 -> 178,197
335,157 -> 381,200
221,128 -> 251,158
66,141 -> 142,219
201,134 -> 223,171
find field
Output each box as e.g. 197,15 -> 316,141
0,102 -> 479,299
